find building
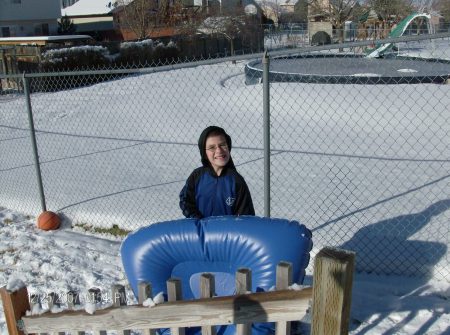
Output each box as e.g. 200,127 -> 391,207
62,0 -> 121,40
279,0 -> 297,14
61,0 -> 80,9
308,0 -> 332,43
0,0 -> 61,37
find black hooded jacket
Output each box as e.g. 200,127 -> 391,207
179,126 -> 255,218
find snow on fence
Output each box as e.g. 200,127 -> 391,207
0,248 -> 355,335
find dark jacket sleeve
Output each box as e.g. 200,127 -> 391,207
179,170 -> 203,219
233,174 -> 255,216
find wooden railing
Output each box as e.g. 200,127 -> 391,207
0,247 -> 355,335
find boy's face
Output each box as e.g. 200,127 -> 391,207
205,134 -> 230,175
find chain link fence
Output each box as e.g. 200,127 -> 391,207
1,33 -> 449,281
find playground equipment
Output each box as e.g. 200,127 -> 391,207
367,13 -> 432,58
245,53 -> 450,85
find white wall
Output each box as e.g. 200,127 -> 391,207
0,0 -> 61,36
0,22 -> 59,37
0,0 -> 61,21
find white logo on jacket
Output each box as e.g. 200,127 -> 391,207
226,197 -> 235,206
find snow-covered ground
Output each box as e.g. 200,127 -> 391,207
1,39 -> 450,334
1,208 -> 449,334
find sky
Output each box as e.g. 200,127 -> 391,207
1,40 -> 450,333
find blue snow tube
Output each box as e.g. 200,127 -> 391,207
121,216 -> 312,335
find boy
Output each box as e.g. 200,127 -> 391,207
179,126 -> 255,218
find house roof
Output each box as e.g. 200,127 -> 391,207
63,0 -> 124,16
0,35 -> 94,46
359,9 -> 383,23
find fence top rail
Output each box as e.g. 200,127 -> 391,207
21,288 -> 313,333
269,31 -> 450,59
1,52 -> 264,79
1,32 -> 449,80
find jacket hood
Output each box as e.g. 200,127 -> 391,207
198,126 -> 235,169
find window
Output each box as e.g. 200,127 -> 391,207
34,25 -> 42,35
1,27 -> 11,37
42,23 -> 49,36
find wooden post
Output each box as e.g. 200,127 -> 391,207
275,262 -> 293,335
67,291 -> 85,335
276,262 -> 293,290
236,268 -> 252,335
48,292 -> 60,310
28,293 -> 40,315
200,273 -> 216,335
67,291 -> 81,309
112,285 -> 127,308
167,278 -> 185,335
88,288 -> 106,335
0,49 -> 7,90
88,288 -> 101,304
111,284 -> 131,335
311,247 -> 355,335
138,282 -> 156,335
0,286 -> 30,335
0,49 -> 8,74
47,293 -> 65,335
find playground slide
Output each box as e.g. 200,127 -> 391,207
366,13 -> 432,58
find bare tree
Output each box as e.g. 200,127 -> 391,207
174,4 -> 207,39
197,6 -> 256,56
260,0 -> 282,25
435,0 -> 450,22
414,0 -> 436,13
115,0 -> 188,40
115,0 -> 158,40
158,0 -> 187,26
364,0 -> 414,21
308,0 -> 359,43
285,0 -> 309,23
197,16 -> 243,55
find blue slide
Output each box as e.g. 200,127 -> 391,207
121,215 -> 313,335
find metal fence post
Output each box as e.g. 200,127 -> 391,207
23,73 -> 47,212
263,50 -> 270,218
